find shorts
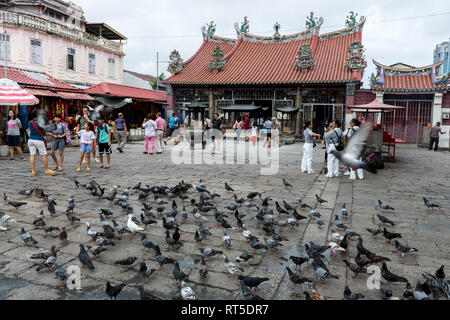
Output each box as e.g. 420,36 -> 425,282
167,127 -> 179,138
51,138 -> 65,151
28,139 -> 47,156
7,135 -> 20,147
80,143 -> 91,153
98,142 -> 112,155
267,132 -> 272,138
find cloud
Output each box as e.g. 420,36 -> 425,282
75,0 -> 450,87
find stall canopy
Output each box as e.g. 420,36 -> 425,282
275,106 -> 298,113
0,78 -> 39,106
219,104 -> 269,111
350,99 -> 405,113
85,82 -> 168,103
181,102 -> 208,111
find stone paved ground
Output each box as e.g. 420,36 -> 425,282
0,139 -> 449,300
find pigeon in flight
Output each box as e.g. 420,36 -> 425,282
329,122 -> 376,173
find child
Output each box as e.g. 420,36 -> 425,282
95,117 -> 112,169
142,113 -> 157,155
49,114 -> 66,171
251,122 -> 258,146
76,122 -> 95,172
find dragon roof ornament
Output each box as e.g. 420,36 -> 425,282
167,49 -> 184,75
294,42 -> 316,71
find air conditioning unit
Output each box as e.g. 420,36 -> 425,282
443,113 -> 450,119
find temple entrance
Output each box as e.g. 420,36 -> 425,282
219,100 -> 272,127
302,103 -> 344,134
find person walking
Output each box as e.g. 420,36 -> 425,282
76,122 -> 95,172
325,120 -> 343,178
95,117 -> 112,169
155,112 -> 166,154
48,114 -> 66,171
143,114 -> 157,155
164,113 -> 181,145
429,122 -> 446,151
27,110 -> 55,175
233,117 -> 243,143
301,120 -> 321,174
263,117 -> 273,148
6,109 -> 25,162
114,113 -> 128,153
243,115 -> 250,142
211,113 -> 224,152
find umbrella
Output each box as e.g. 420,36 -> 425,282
0,78 -> 39,106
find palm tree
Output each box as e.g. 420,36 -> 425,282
150,73 -> 166,90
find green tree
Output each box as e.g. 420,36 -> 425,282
150,73 -> 166,90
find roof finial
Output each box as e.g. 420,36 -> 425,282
273,22 -> 281,40
294,42 -> 315,71
306,12 -> 318,29
206,21 -> 216,36
208,44 -> 226,71
345,40 -> 367,73
167,50 -> 184,75
240,16 -> 249,33
345,11 -> 358,28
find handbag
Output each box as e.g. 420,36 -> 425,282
30,120 -> 47,148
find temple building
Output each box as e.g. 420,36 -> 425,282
363,60 -> 450,147
164,12 -> 368,138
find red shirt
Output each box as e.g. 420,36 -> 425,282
243,117 -> 250,130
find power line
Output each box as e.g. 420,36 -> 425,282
126,11 -> 450,39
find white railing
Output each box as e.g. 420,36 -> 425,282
0,10 -> 123,55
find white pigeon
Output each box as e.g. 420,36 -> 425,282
328,232 -> 344,241
328,242 -> 346,255
0,213 -> 16,226
0,225 -> 8,231
242,226 -> 252,241
223,254 -> 243,276
127,214 -> 144,233
329,122 -> 376,173
180,281 -> 197,300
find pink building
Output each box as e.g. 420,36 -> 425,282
0,0 -> 126,87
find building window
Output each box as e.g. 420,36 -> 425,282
0,33 -> 11,61
46,10 -> 62,21
30,39 -> 43,65
67,48 -> 75,71
88,53 -> 96,74
108,58 -> 115,78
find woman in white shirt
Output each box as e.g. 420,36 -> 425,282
142,113 -> 157,155
233,117 -> 243,143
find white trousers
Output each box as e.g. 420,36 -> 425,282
326,144 -> 340,177
155,130 -> 164,153
349,159 -> 364,180
301,143 -> 314,172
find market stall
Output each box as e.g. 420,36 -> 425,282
351,99 -> 406,162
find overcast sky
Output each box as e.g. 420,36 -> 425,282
75,0 -> 450,88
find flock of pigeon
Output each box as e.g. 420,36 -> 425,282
0,177 -> 448,300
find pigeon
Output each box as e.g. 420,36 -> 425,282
224,182 -> 234,192
223,229 -> 231,248
104,190 -> 117,202
381,262 -> 408,284
383,228 -> 402,244
355,252 -> 371,268
275,201 -> 289,216
172,261 -> 189,286
380,282 -> 393,300
198,257 -> 208,280
394,240 -> 418,257
311,261 -> 339,281
435,265 -> 445,280
343,285 -> 365,300
105,281 -> 126,300
315,194 -> 327,204
308,206 -> 321,219
341,203 -> 348,217
112,219 -> 131,234
237,275 -> 269,291
356,238 -> 370,256
223,254 -> 243,277
328,232 -> 344,241
414,280 -> 430,300
78,244 -> 94,270
32,210 -> 45,226
289,256 -> 309,270
19,188 -> 34,196
240,280 -> 264,300
86,245 -> 107,259
423,197 -> 439,209
282,178 -> 293,188
154,245 -> 175,270
30,245 -> 58,260
282,200 -> 295,211
343,259 -> 366,277
127,215 -> 144,233
138,262 -> 156,283
376,214 -> 395,226
58,227 -> 67,242
180,281 -> 197,300
366,251 -> 391,263
264,237 -> 282,249
66,212 -> 80,223
8,200 -> 27,210
198,222 -> 212,238
292,209 -> 307,221
54,264 -> 70,287
41,221 -> 60,237
199,247 -> 223,260
402,282 -> 414,300
328,122 -> 376,173
285,267 -> 313,290
247,192 -> 260,200
236,252 -> 254,266
140,213 -> 157,229
20,227 -> 38,246
378,200 -> 395,211
138,286 -> 162,300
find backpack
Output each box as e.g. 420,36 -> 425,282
333,130 -> 344,151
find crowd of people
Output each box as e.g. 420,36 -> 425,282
301,118 -> 366,180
